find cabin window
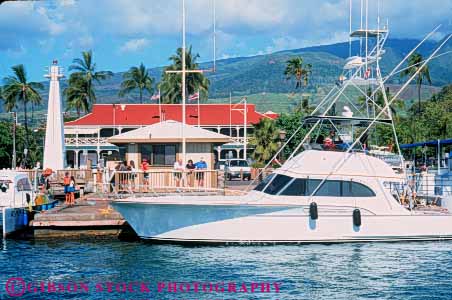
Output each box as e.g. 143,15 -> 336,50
280,178 -> 306,196
140,144 -> 153,163
342,181 -> 376,197
0,180 -> 10,193
153,144 -> 176,166
16,178 -> 31,192
254,174 -> 275,192
315,180 -> 342,197
274,178 -> 375,197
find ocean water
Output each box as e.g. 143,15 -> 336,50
0,239 -> 452,300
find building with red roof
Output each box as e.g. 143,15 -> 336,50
64,103 -> 279,168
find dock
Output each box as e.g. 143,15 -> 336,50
31,198 -> 136,239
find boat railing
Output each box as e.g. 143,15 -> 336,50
408,173 -> 452,198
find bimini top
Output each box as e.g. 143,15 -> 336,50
276,150 -> 401,180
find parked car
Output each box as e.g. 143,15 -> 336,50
214,160 -> 226,171
224,159 -> 251,180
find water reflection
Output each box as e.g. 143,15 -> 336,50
0,240 -> 451,299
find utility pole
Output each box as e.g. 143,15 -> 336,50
11,112 -> 16,169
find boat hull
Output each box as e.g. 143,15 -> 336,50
112,201 -> 452,244
1,207 -> 28,237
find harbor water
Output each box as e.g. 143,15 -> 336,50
1,240 -> 452,299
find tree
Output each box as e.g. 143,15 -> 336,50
68,50 -> 113,105
64,75 -> 92,117
2,64 -> 44,149
284,56 -> 312,114
119,63 -> 154,103
159,46 -> 209,104
249,118 -> 280,165
275,111 -> 308,158
294,97 -> 314,115
0,121 -> 44,169
284,57 -> 312,89
400,52 -> 432,116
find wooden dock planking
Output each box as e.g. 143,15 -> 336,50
31,197 -> 133,239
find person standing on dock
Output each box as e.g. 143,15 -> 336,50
186,159 -> 196,187
68,176 -> 76,207
173,158 -> 185,188
195,157 -> 207,187
63,172 -> 70,205
140,158 -> 150,191
128,160 -> 137,191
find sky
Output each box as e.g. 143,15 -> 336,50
0,0 -> 451,81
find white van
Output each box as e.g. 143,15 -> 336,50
224,159 -> 252,181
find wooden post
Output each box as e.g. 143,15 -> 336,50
114,172 -> 119,193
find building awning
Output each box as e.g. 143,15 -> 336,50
400,139 -> 452,149
108,120 -> 232,144
65,128 -> 100,135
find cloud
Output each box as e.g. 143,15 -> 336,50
1,0 -> 451,78
119,38 -> 150,53
0,1 -> 65,52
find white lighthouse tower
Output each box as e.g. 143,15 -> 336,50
43,60 -> 66,170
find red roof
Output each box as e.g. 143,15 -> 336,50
65,104 -> 278,127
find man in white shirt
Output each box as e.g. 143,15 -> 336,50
173,158 -> 185,187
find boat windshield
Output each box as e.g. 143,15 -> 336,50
254,174 -> 275,192
254,174 -> 376,197
254,174 -> 291,195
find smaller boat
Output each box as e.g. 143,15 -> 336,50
0,171 -> 35,237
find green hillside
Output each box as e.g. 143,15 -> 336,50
1,38 -> 450,117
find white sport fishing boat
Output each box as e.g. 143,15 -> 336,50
112,3 -> 452,244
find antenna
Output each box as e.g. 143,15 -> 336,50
349,0 -> 352,57
213,0 -> 216,72
365,0 -> 368,71
360,0 -> 363,59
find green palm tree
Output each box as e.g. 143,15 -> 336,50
400,52 -> 432,115
159,46 -> 209,104
249,118 -> 280,165
284,57 -> 312,89
284,57 -> 312,114
68,50 -> 113,105
2,64 -> 43,147
119,63 -> 154,103
64,75 -> 92,117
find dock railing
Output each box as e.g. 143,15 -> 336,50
18,168 -> 228,198
95,169 -> 226,196
21,169 -> 93,184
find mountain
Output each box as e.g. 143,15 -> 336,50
2,38 -> 451,115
